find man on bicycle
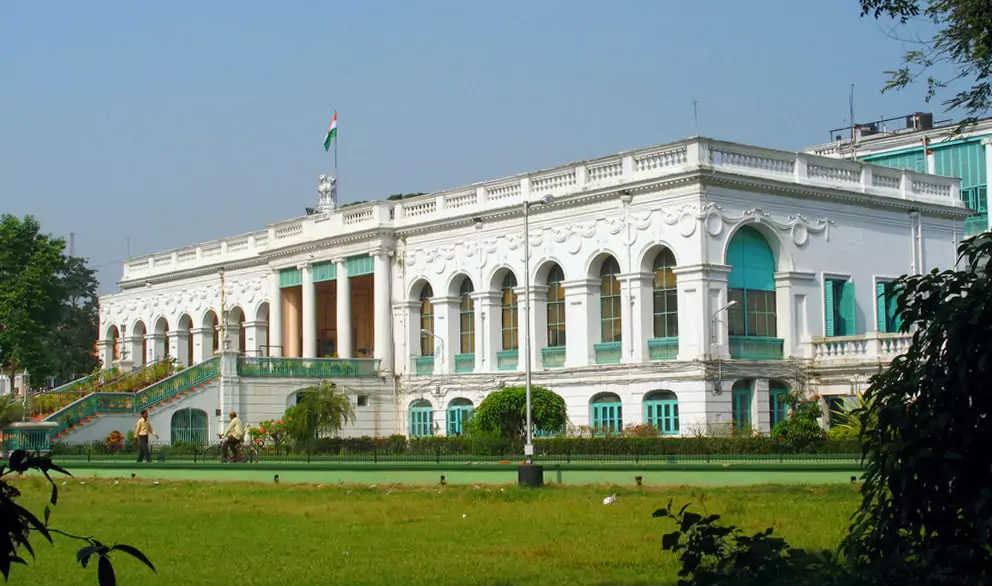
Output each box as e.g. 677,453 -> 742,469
218,411 -> 244,462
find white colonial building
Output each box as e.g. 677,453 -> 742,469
88,136 -> 968,443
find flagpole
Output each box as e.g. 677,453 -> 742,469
334,113 -> 339,206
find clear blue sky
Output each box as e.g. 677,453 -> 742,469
2,1 -> 957,293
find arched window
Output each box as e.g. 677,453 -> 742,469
726,227 -> 781,359
732,380 -> 752,432
501,273 -> 519,351
644,390 -> 679,435
652,248 -> 678,338
769,381 -> 789,430
170,408 -> 208,445
590,393 -> 623,434
546,265 -> 566,348
459,279 -> 475,354
446,398 -> 473,436
409,399 -> 433,438
600,257 -> 622,343
419,285 -> 434,356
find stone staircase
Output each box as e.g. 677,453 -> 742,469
46,357 -> 221,440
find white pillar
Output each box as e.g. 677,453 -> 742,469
335,258 -> 352,359
372,250 -> 393,372
672,264 -> 731,361
562,278 -> 598,368
301,263 -> 317,358
434,296 -> 460,374
618,275 -> 637,364
168,330 -> 190,366
630,272 -> 654,362
526,285 -> 548,369
243,321 -> 267,357
145,333 -> 165,363
127,335 -> 146,365
98,339 -> 115,369
191,327 -> 213,363
399,300 -> 420,374
268,271 -> 283,357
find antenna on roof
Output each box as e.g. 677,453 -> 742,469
849,84 -> 857,160
69,232 -> 75,258
126,236 -> 131,259
691,97 -> 700,137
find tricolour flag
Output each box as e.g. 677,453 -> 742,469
323,111 -> 338,152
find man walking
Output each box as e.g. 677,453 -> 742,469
135,409 -> 159,463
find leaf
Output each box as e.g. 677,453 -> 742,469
681,512 -> 702,532
661,531 -> 682,551
97,555 -> 116,586
652,508 -> 670,518
43,505 -> 50,525
8,450 -> 25,471
111,544 -> 156,572
77,544 -> 106,568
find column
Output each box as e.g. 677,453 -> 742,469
617,275 -> 638,364
984,138 -> 992,231
774,271 -> 816,358
167,330 -> 190,366
524,285 -> 548,370
127,336 -> 146,366
561,278 -> 598,368
473,291 -> 500,372
398,300 -> 419,374
98,339 -> 115,369
191,327 -> 213,363
753,378 -> 771,434
372,251 -> 393,372
242,321 -> 268,357
301,263 -> 317,358
268,271 -> 283,357
671,264 -> 731,361
335,258 -> 352,359
433,296 -> 460,374
145,333 -> 165,363
628,272 -> 654,363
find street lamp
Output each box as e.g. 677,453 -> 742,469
523,193 -> 555,462
710,300 -> 738,345
420,329 -> 444,365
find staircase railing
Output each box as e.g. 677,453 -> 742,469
29,360 -> 173,419
44,358 -> 221,438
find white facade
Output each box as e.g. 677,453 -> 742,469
95,137 -> 968,439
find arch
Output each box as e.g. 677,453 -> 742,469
445,272 -> 474,298
131,320 -> 147,337
201,310 -> 219,355
105,324 -> 120,339
500,271 -> 519,353
105,325 -> 121,362
445,397 -> 474,436
731,380 -> 753,432
643,390 -> 679,435
153,317 -> 169,335
201,310 -> 218,329
407,277 -> 435,302
533,257 -> 568,285
130,320 -> 147,365
589,392 -> 623,434
545,262 -> 567,348
725,226 -> 780,346
458,278 -> 475,357
254,301 -> 270,322
176,314 -> 194,366
177,314 -> 193,329
409,398 -> 434,438
721,220 -> 792,273
769,380 -> 790,429
637,241 -> 680,273
585,249 -> 626,280
650,247 -> 679,340
170,408 -> 208,445
487,265 -> 517,292
227,306 -> 247,353
599,255 -> 622,344
419,284 -> 435,356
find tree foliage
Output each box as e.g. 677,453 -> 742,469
770,393 -> 826,452
0,214 -> 66,385
860,0 -> 992,127
659,233 -> 992,585
284,381 -> 356,446
48,256 -> 100,383
469,386 -> 567,443
1,451 -> 154,585
839,232 -> 992,583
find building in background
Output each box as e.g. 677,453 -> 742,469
806,112 -> 992,237
46,136 -> 969,444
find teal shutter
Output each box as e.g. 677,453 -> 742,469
889,294 -> 903,332
839,281 -> 856,335
824,280 -> 836,336
876,282 -> 888,332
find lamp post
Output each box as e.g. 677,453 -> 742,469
522,194 -> 554,462
420,329 -> 444,367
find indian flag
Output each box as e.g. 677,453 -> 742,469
323,111 -> 338,152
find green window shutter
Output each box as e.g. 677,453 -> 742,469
840,281 -> 856,336
889,294 -> 902,333
824,280 -> 836,337
876,282 -> 888,332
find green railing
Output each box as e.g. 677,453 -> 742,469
965,213 -> 988,237
594,342 -> 622,365
2,429 -> 54,453
496,350 -> 519,371
42,373 -> 99,395
541,346 -> 566,369
238,357 -> 380,378
648,337 -> 679,360
136,357 -> 222,410
47,393 -> 137,438
454,353 -> 475,373
730,336 -> 785,360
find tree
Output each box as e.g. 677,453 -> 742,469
48,256 -> 100,383
1,451 -> 154,585
0,215 -> 66,387
283,381 -> 355,446
469,386 -> 567,443
860,0 -> 992,127
0,394 -> 24,429
770,393 -> 826,452
840,232 -> 992,583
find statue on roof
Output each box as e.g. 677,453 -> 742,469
317,174 -> 337,212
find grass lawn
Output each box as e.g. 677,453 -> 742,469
11,476 -> 860,586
